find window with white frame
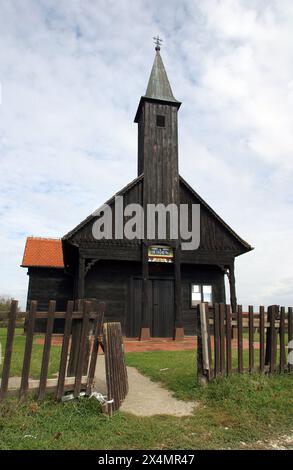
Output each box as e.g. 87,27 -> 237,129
191,284 -> 213,307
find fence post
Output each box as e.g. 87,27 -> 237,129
38,301 -> 56,401
279,307 -> 286,373
214,303 -> 220,377
0,300 -> 18,400
56,301 -> 74,400
265,305 -> 278,373
226,305 -> 232,375
288,307 -> 293,373
237,305 -> 243,374
259,306 -> 265,373
248,305 -> 254,373
19,300 -> 37,399
196,303 -> 210,385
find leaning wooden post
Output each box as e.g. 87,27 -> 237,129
197,303 -> 210,385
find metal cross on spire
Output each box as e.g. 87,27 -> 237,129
153,35 -> 163,51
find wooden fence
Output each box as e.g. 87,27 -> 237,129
197,303 -> 293,383
0,300 -> 128,414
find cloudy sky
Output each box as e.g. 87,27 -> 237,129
0,0 -> 292,309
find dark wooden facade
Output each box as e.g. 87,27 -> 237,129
23,46 -> 252,337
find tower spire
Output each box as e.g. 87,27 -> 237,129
144,37 -> 179,103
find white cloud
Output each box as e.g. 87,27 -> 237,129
0,0 -> 292,309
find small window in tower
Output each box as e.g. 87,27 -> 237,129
156,115 -> 165,127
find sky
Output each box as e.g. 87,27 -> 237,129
0,0 -> 293,309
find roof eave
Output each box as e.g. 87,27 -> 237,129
134,96 -> 181,123
21,264 -> 64,269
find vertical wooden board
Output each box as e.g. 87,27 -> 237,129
268,305 -> 277,373
73,301 -> 91,398
19,301 -> 37,399
279,307 -> 286,372
86,303 -> 105,396
196,305 -> 204,380
67,299 -> 84,377
288,307 -> 293,373
259,306 -> 265,373
0,300 -> 18,400
225,305 -> 232,375
103,322 -> 128,413
206,306 -> 213,378
248,305 -> 254,372
237,305 -> 243,374
56,301 -> 74,400
38,301 -> 56,401
103,323 -> 113,416
214,303 -> 220,377
67,320 -> 82,377
219,303 -> 225,374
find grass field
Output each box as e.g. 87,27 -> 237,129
0,339 -> 292,449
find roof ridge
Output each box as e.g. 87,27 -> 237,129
26,236 -> 61,241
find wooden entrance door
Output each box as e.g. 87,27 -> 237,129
127,278 -> 175,337
151,279 -> 174,337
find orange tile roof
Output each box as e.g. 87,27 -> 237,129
21,237 -> 64,268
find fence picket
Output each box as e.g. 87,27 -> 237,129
0,300 -> 18,400
214,303 -> 220,377
237,305 -> 243,374
288,307 -> 293,373
56,301 -> 74,400
248,305 -> 254,373
19,301 -> 37,399
279,307 -> 286,373
219,303 -> 225,374
267,305 -> 278,373
226,305 -> 232,375
73,301 -> 91,398
38,301 -> 56,401
259,306 -> 265,373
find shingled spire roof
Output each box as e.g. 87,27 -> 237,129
144,48 -> 179,103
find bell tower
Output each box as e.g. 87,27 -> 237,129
135,38 -> 183,341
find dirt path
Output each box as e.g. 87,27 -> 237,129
93,357 -> 196,417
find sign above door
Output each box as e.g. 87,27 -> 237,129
148,245 -> 174,263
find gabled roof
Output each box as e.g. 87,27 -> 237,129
62,174 -> 143,241
179,176 -> 253,252
21,237 -> 64,268
62,173 -> 253,253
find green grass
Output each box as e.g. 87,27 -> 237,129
0,349 -> 292,450
0,328 -> 61,379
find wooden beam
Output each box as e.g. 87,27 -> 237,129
228,262 -> 237,313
